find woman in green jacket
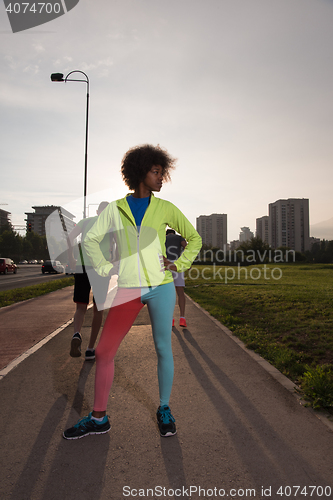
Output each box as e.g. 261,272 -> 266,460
63,144 -> 202,440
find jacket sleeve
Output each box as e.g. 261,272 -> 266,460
167,203 -> 202,272
83,203 -> 115,277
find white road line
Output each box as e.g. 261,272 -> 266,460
0,318 -> 74,381
0,279 -> 118,380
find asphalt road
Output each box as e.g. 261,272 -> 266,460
1,290 -> 333,500
0,264 -> 70,291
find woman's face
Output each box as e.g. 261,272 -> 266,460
142,165 -> 163,192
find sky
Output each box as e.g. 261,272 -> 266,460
1,0 -> 333,242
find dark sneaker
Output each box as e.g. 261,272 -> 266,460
63,412 -> 110,440
85,349 -> 95,361
70,332 -> 82,357
156,405 -> 177,437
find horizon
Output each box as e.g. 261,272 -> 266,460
3,201 -> 332,243
1,0 -> 333,242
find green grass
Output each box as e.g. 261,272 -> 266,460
0,277 -> 75,308
298,365 -> 333,409
185,263 -> 333,409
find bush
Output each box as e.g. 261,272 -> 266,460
299,365 -> 333,409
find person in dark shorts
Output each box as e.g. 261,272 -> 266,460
165,229 -> 188,327
67,201 -> 111,360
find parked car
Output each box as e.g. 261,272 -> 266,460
19,260 -> 28,264
41,260 -> 65,274
0,258 -> 17,274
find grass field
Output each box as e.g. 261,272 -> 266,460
184,263 -> 333,409
0,277 -> 75,308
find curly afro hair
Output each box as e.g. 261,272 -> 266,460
121,144 -> 176,191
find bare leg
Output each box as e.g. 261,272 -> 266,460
70,303 -> 88,357
176,286 -> 186,317
88,303 -> 104,349
92,410 -> 106,418
73,303 -> 88,333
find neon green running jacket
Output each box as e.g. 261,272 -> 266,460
83,194 -> 202,288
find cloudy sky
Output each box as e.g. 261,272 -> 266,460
1,0 -> 333,242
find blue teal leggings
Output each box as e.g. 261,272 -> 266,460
94,282 -> 176,411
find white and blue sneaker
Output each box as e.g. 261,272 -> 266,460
63,412 -> 110,440
156,405 -> 177,437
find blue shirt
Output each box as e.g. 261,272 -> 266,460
127,195 -> 150,229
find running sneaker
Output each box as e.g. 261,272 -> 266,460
70,332 -> 82,357
63,412 -> 110,440
85,349 -> 95,361
179,317 -> 187,327
156,405 -> 177,437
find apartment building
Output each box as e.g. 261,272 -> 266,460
239,226 -> 254,243
0,208 -> 11,230
256,216 -> 269,244
196,213 -> 227,248
25,206 -> 76,237
268,198 -> 310,252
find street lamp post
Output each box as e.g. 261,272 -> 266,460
50,70 -> 90,219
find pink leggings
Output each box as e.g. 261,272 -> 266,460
94,283 -> 176,411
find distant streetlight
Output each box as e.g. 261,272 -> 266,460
50,70 -> 90,218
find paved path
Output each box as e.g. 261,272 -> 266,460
0,290 -> 333,500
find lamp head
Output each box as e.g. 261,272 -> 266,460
50,73 -> 64,82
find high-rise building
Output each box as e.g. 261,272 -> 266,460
0,208 -> 11,230
196,213 -> 227,248
268,198 -> 310,252
256,216 -> 269,244
25,206 -> 76,237
239,226 -> 254,243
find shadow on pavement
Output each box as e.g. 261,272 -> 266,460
71,359 -> 95,414
173,326 -> 329,494
10,396 -> 67,500
11,360 -> 110,500
160,435 -> 188,500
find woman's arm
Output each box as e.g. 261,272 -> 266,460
167,204 -> 202,272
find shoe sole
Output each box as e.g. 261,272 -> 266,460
160,429 -> 177,437
70,337 -> 82,357
85,356 -> 95,361
63,426 -> 111,440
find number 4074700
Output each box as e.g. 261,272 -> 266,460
5,3 -> 62,14
276,485 -> 332,497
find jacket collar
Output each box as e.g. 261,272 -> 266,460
116,193 -> 156,226
116,192 -> 155,213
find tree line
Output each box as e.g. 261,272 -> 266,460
195,236 -> 333,265
1,224 -> 332,265
0,224 -> 50,262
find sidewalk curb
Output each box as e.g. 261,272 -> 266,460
186,294 -> 333,433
